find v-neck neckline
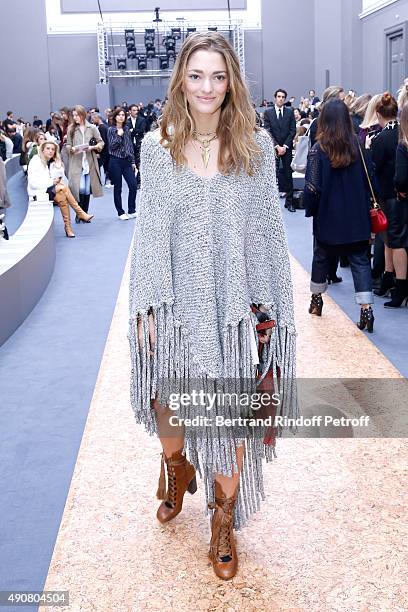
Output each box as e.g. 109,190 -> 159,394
152,131 -> 224,182
183,163 -> 221,182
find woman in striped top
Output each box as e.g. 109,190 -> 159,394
107,107 -> 138,220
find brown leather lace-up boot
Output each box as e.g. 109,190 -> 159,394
156,449 -> 197,524
208,481 -> 238,580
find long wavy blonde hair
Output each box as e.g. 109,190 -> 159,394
38,140 -> 62,166
159,32 -> 260,176
359,93 -> 382,129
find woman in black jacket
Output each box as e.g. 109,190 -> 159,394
392,102 -> 408,307
371,92 -> 407,306
304,100 -> 374,331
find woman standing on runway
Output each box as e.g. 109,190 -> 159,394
371,93 -> 408,307
66,105 -> 104,222
107,107 -> 138,220
128,32 -> 297,580
304,100 -> 374,330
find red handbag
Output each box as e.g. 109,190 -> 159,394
359,143 -> 388,234
370,205 -> 388,234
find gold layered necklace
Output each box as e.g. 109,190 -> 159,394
192,130 -> 218,168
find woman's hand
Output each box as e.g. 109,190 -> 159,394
137,312 -> 155,356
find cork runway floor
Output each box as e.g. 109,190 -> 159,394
39,253 -> 408,612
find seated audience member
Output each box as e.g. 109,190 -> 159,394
33,115 -> 43,128
0,129 -> 14,159
4,111 -> 16,130
45,125 -> 60,144
294,108 -> 303,124
28,131 -> 47,161
20,126 -> 38,171
16,118 -> 26,136
294,125 -> 308,148
27,141 -> 93,237
0,157 -> 11,214
7,126 -> 23,154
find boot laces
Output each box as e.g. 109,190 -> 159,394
165,465 -> 177,509
208,500 -> 234,561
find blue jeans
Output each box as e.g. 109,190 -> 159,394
109,156 -> 137,215
310,239 -> 373,305
79,172 -> 91,195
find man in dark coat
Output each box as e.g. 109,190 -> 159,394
126,104 -> 149,188
263,89 -> 297,211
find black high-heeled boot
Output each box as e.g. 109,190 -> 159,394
309,293 -> 323,316
384,279 -> 408,308
356,306 -> 375,333
373,271 -> 395,297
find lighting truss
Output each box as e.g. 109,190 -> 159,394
97,20 -> 245,80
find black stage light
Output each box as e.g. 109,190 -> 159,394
171,27 -> 181,40
186,27 -> 196,37
144,28 -> 155,47
208,26 -> 218,31
117,58 -> 127,70
159,56 -> 169,70
164,34 -> 176,58
125,28 -> 136,59
138,55 -> 147,70
146,47 -> 156,59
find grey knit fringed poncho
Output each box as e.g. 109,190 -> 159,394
129,127 -> 298,529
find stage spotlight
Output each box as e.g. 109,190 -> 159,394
164,34 -> 176,58
145,29 -> 155,46
146,47 -> 156,59
171,27 -> 181,40
125,28 -> 136,59
138,55 -> 147,70
125,29 -> 135,46
117,58 -> 127,70
208,26 -> 218,31
186,27 -> 196,37
159,56 -> 169,70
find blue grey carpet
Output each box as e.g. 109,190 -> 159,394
0,179 -> 135,610
283,201 -> 408,378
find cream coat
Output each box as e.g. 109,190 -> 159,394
65,121 -> 104,201
27,155 -> 67,197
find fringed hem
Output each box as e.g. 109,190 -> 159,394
128,301 -> 298,529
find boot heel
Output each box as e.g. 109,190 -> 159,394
187,475 -> 197,494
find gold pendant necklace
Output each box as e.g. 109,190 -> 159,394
192,132 -> 218,168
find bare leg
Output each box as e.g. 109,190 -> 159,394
392,248 -> 408,279
384,245 -> 394,273
153,400 -> 185,458
214,445 -> 245,497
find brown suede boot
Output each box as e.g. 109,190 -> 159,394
57,198 -> 75,237
208,481 -> 238,580
156,449 -> 197,524
65,187 -> 94,222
